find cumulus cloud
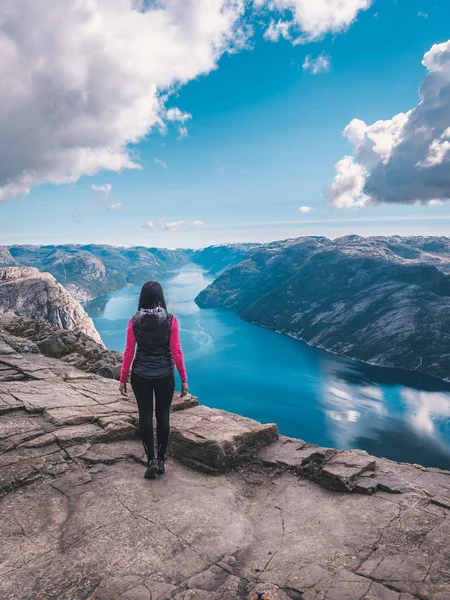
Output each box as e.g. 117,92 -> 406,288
142,221 -> 155,229
155,158 -> 168,169
256,0 -> 372,43
327,40 -> 450,208
0,0 -> 247,201
327,157 -> 370,209
161,220 -> 205,231
0,0 -> 374,202
299,205 -> 313,213
303,53 -> 330,74
107,202 -> 122,211
419,127 -> 450,167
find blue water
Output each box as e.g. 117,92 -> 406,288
86,263 -> 450,470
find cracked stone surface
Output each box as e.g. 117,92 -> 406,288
1,337 -> 450,599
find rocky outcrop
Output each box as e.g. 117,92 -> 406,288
1,334 -> 450,599
196,235 -> 450,381
0,319 -> 122,379
0,267 -> 102,344
0,246 -> 18,266
170,405 -> 278,473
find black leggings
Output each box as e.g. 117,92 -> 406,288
131,371 -> 175,460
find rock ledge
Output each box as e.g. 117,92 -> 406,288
1,336 -> 450,600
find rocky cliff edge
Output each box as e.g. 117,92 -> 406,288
0,332 -> 449,599
0,267 -> 103,344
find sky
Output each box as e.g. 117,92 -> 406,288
1,0 -> 450,248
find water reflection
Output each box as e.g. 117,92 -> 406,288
86,263 -> 450,470
320,358 -> 450,470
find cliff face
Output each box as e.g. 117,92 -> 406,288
0,335 -> 449,600
0,267 -> 103,344
0,246 -> 18,266
196,235 -> 450,381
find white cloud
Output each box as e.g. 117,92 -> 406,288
328,156 -> 370,209
327,40 -> 450,208
264,19 -> 291,42
161,220 -> 205,231
256,0 -> 372,43
299,205 -> 313,213
91,183 -> 112,199
166,108 -> 192,139
166,108 -> 192,123
302,53 -> 330,74
0,0 -> 247,202
107,202 -> 122,211
342,112 -> 411,164
141,221 -> 155,229
419,127 -> 450,167
418,12 -> 428,19
155,158 -> 168,169
0,0 -> 374,202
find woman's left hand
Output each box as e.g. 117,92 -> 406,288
119,382 -> 127,396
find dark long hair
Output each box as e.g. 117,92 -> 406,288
138,281 -> 167,311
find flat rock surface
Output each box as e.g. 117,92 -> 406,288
1,342 -> 450,599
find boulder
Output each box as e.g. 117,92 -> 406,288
170,405 -> 279,473
319,450 -> 376,492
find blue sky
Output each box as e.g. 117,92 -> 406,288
2,0 -> 450,248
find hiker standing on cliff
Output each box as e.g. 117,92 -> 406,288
119,281 -> 188,479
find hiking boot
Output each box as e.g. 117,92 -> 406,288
157,458 -> 165,475
144,459 -> 158,480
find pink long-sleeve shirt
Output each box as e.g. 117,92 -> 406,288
120,315 -> 187,383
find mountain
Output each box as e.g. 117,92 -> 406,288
192,243 -> 261,274
196,235 -> 450,381
5,245 -> 193,302
0,267 -> 102,344
2,243 -> 256,302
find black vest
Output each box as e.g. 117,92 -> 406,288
131,308 -> 174,379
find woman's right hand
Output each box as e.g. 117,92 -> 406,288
180,381 -> 189,397
119,382 -> 127,396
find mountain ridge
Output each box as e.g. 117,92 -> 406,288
1,243 -> 257,303
196,235 -> 450,382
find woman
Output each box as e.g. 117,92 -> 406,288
119,280 -> 188,479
